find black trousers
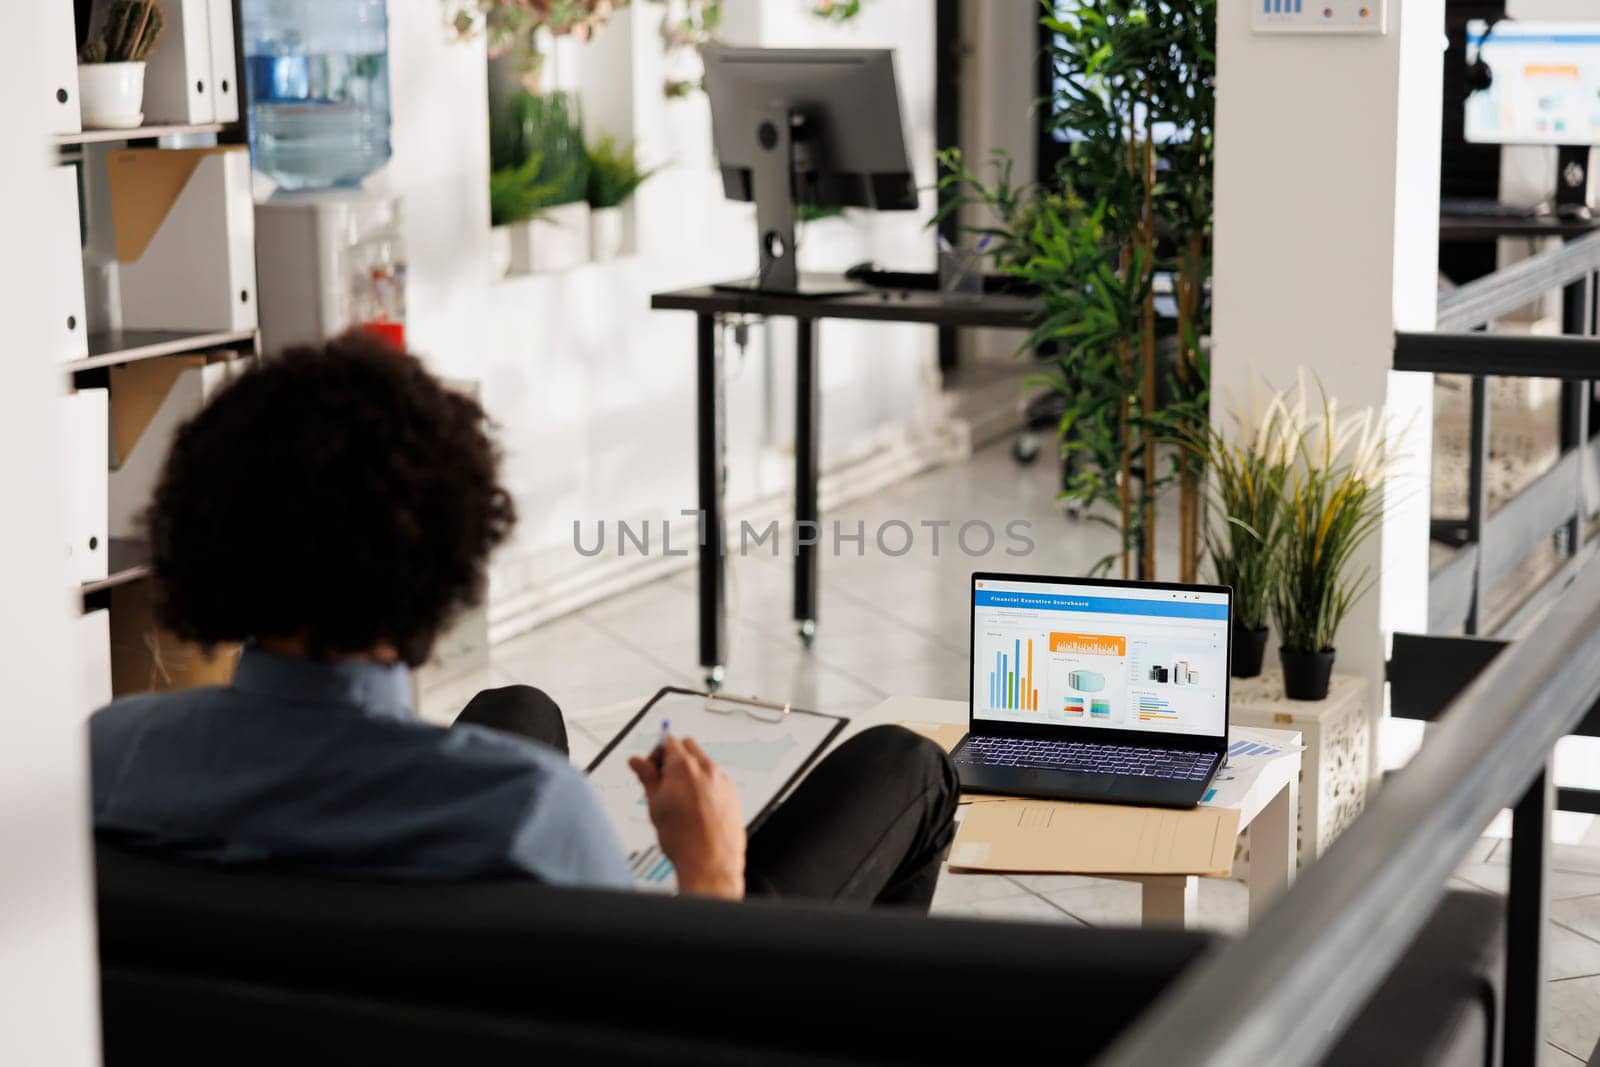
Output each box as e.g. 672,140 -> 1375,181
457,686 -> 959,910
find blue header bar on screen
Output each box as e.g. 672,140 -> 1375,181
973,589 -> 1229,620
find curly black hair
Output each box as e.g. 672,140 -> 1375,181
146,333 -> 516,667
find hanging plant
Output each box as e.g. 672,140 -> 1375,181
939,0 -> 1215,581
810,0 -> 866,22
444,0 -> 624,89
647,0 -> 721,97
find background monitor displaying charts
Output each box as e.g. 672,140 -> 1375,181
971,577 -> 1230,738
1465,20 -> 1600,147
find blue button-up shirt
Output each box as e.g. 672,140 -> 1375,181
90,648 -> 634,887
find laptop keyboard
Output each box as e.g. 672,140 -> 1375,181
955,735 -> 1217,783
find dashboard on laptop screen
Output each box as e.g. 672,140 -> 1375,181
970,577 -> 1231,738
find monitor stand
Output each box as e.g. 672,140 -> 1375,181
1556,146 -> 1594,222
711,103 -> 863,299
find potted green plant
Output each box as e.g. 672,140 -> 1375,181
585,132 -> 660,261
491,90 -> 591,274
937,0 -> 1216,582
489,154 -> 560,277
1176,379 -> 1305,678
78,1 -> 166,130
1271,382 -> 1394,700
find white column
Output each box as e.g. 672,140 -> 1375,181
1212,0 -> 1443,771
0,6 -> 102,1062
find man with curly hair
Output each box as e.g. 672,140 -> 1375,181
90,334 -> 958,907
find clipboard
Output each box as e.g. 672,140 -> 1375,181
586,687 -> 848,889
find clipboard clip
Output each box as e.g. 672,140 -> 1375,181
704,693 -> 791,723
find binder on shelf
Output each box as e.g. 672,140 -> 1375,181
62,389 -> 109,586
43,2 -> 82,135
205,0 -> 240,124
108,354 -> 243,539
107,147 -> 257,332
46,165 -> 90,361
141,0 -> 214,125
73,609 -> 114,716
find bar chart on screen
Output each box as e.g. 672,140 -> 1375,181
986,636 -> 1040,711
1138,694 -> 1181,723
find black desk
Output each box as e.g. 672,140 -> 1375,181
651,276 -> 1039,685
1440,214 -> 1600,244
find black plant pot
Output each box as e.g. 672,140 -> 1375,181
1232,624 -> 1270,679
1280,647 -> 1336,701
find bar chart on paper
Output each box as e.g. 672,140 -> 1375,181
988,637 -> 1040,711
628,844 -> 676,890
586,690 -> 844,890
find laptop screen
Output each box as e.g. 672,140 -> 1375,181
970,576 -> 1231,739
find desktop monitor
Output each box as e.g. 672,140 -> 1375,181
1465,20 -> 1600,148
701,46 -> 918,295
1464,19 -> 1600,217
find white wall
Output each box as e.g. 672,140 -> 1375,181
0,7 -> 102,1063
381,2 -> 494,385
1212,0 -> 1442,755
382,2 -> 946,635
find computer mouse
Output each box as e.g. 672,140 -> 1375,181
843,260 -> 882,282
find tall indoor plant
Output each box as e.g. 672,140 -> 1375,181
1272,382 -> 1394,700
939,0 -> 1215,581
1176,379 -> 1304,678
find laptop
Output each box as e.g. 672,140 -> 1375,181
952,572 -> 1232,809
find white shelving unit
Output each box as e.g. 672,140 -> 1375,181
51,1 -> 260,706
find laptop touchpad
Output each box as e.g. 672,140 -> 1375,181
1028,770 -> 1115,795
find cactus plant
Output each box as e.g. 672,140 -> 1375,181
81,1 -> 167,64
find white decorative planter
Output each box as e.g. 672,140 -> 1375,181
78,62 -> 147,129
510,201 -> 591,274
1230,669 -> 1371,870
489,225 -> 513,279
590,206 -> 626,261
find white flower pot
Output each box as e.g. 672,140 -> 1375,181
590,206 -> 627,261
489,225 -> 513,279
510,201 -> 592,274
78,62 -> 146,129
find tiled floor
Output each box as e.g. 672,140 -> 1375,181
422,438 -> 1600,1064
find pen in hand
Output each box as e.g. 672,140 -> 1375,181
649,719 -> 671,771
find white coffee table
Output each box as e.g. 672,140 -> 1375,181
842,695 -> 1303,928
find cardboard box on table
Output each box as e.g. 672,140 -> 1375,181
107,146 -> 257,332
108,354 -> 243,539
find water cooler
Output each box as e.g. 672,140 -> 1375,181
254,190 -> 406,355
243,0 -> 404,352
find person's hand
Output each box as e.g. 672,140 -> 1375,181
628,736 -> 746,900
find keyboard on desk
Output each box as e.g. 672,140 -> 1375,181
954,735 -> 1217,783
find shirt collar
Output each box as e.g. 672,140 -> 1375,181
231,646 -> 415,720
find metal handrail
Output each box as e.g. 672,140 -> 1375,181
1394,330 -> 1600,379
1438,228 -> 1600,331
1096,553 -> 1600,1067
